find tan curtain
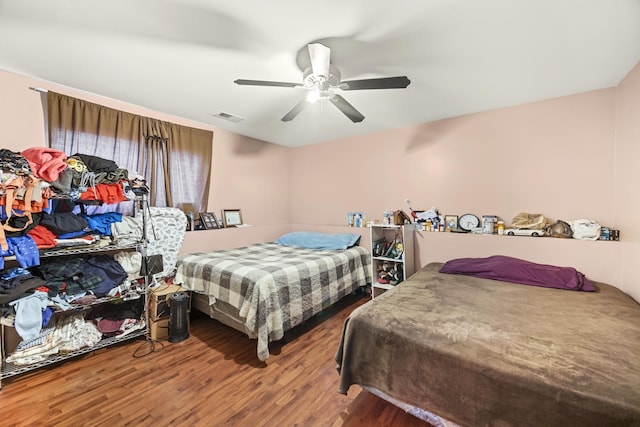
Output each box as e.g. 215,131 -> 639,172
143,135 -> 171,206
47,92 -> 212,212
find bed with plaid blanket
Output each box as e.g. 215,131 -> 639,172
175,242 -> 371,361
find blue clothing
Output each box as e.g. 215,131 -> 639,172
0,236 -> 40,270
82,212 -> 123,236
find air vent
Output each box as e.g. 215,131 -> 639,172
212,112 -> 245,123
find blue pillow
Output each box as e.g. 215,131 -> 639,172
275,231 -> 361,250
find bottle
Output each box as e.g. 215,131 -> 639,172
497,221 -> 505,235
354,213 -> 362,228
188,212 -> 195,231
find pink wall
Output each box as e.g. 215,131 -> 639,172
291,90 -> 616,227
614,61 -> 640,240
0,72 -> 48,152
613,60 -> 640,301
208,128 -> 290,228
290,88 -> 628,290
0,69 -> 291,252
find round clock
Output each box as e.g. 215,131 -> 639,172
458,213 -> 480,232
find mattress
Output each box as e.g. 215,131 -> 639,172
175,242 -> 371,360
336,263 -> 640,427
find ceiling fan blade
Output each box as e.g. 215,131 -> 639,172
308,43 -> 330,78
329,94 -> 365,123
281,98 -> 308,122
234,79 -> 301,88
339,76 -> 411,90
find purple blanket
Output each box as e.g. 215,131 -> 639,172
439,255 -> 595,291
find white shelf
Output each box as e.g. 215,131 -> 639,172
372,255 -> 404,262
370,224 -> 415,299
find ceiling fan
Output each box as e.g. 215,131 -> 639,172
234,43 -> 411,123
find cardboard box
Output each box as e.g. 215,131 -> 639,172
149,316 -> 190,341
150,317 -> 169,341
149,284 -> 190,321
1,320 -> 21,359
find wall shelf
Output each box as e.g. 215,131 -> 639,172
413,230 -> 623,287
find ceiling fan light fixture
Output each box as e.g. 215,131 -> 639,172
306,89 -> 320,103
306,87 -> 334,103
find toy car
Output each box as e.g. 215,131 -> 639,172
504,228 -> 546,237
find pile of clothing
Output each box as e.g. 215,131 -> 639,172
0,148 -> 147,263
2,266 -> 145,366
0,147 -> 152,366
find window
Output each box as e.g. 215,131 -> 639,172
47,91 -> 212,212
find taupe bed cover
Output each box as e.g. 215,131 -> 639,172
336,263 -> 640,427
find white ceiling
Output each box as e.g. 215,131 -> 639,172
1,0 -> 639,148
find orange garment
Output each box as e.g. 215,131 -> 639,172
80,183 -> 127,204
0,175 -> 36,250
0,196 -> 49,213
0,176 -> 49,213
28,224 -> 57,249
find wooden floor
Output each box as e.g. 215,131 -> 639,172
0,294 -> 431,427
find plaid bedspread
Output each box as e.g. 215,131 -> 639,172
175,242 -> 371,361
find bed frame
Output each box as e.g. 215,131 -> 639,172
191,293 -> 248,334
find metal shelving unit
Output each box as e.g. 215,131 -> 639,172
1,327 -> 146,380
0,278 -> 147,386
0,196 -> 151,387
2,243 -> 139,264
39,243 -> 139,258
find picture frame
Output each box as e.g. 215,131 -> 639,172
347,211 -> 365,227
222,209 -> 243,227
444,215 -> 458,231
199,212 -> 219,230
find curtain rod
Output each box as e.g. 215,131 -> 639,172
29,87 -> 48,93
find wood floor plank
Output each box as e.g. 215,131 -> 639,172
0,293 -> 431,426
